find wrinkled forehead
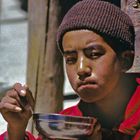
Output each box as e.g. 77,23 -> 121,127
62,30 -> 116,56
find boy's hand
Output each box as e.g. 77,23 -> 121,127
86,121 -> 102,140
0,83 -> 34,131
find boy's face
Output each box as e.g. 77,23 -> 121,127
62,30 -> 123,103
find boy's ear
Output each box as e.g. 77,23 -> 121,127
120,50 -> 134,72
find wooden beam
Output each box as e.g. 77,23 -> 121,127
27,0 -> 64,134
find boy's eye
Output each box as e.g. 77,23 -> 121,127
84,45 -> 105,59
88,51 -> 103,59
65,57 -> 77,64
64,50 -> 77,65
84,50 -> 104,59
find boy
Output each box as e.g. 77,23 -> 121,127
0,0 -> 140,139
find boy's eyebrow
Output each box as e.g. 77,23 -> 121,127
63,50 -> 77,55
84,44 -> 104,50
63,44 -> 104,55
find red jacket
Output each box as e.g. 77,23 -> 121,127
0,78 -> 140,140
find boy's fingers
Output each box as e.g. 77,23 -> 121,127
2,96 -> 20,106
0,102 -> 22,112
87,121 -> 102,140
13,83 -> 34,110
0,89 -> 21,107
22,84 -> 35,110
25,88 -> 35,110
6,89 -> 20,100
13,83 -> 26,96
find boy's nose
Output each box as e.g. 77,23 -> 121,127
77,56 -> 91,80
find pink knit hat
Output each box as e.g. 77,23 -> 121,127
57,0 -> 135,53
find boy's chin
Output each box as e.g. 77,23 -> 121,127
79,94 -> 102,103
77,89 -> 108,103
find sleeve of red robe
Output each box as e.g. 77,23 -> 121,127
119,78 -> 140,140
0,131 -> 42,140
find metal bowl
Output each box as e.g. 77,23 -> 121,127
33,113 -> 96,139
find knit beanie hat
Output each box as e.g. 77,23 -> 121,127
57,0 -> 135,53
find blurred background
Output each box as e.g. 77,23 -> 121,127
0,0 -> 28,133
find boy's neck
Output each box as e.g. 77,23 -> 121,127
79,74 -> 137,129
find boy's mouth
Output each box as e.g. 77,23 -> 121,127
77,80 -> 97,89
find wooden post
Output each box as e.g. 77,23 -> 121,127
0,0 -> 1,17
121,0 -> 140,72
27,0 -> 64,134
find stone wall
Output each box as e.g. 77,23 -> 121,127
122,0 -> 140,72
